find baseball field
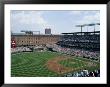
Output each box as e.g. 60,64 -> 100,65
11,51 -> 100,77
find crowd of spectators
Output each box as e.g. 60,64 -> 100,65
57,34 -> 100,50
52,45 -> 100,61
11,46 -> 47,53
11,47 -> 32,53
64,69 -> 100,77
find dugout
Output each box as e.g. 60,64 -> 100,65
47,47 -> 57,52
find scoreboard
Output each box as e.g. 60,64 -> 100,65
11,39 -> 16,48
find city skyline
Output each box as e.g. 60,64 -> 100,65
11,10 -> 100,34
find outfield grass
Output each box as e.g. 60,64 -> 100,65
59,58 -> 87,68
11,51 -> 100,77
59,57 -> 100,72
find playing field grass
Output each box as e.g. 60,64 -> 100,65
11,51 -> 100,77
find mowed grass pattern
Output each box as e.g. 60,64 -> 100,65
11,51 -> 100,77
11,51 -> 61,77
59,58 -> 87,68
59,58 -> 100,72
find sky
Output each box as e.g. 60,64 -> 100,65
11,10 -> 100,34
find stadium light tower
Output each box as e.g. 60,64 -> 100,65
86,23 -> 96,33
96,23 -> 100,25
75,23 -> 100,35
75,24 -> 86,35
21,30 -> 40,35
85,23 -> 100,33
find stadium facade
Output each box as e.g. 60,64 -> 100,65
11,34 -> 62,47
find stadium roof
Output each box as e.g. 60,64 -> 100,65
62,31 -> 100,35
11,33 -> 63,36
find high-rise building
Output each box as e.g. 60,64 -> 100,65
45,28 -> 51,34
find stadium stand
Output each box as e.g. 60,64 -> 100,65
57,31 -> 100,51
11,47 -> 33,53
64,69 -> 100,77
50,31 -> 100,61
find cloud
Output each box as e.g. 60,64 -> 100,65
11,10 -> 100,34
69,11 -> 100,24
69,11 -> 82,15
69,11 -> 100,32
11,11 -> 54,33
70,11 -> 99,15
76,11 -> 100,25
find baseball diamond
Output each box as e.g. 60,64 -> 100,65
11,51 -> 99,77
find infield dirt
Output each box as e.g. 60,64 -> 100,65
45,56 -> 97,74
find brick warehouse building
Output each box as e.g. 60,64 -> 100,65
11,34 -> 62,47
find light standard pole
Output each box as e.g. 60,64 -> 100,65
94,25 -> 95,34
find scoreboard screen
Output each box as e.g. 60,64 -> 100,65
11,39 -> 16,48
